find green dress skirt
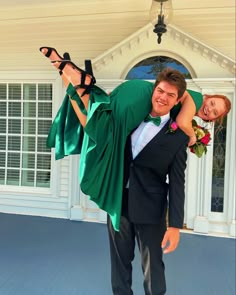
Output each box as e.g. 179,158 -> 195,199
47,79 -> 203,230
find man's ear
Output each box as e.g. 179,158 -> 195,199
174,98 -> 181,105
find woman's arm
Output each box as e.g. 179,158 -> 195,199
176,91 -> 197,146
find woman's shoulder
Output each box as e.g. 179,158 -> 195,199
187,89 -> 203,112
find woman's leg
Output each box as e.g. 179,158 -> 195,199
40,47 -> 91,127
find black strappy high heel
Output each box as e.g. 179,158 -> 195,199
39,47 -> 71,75
52,59 -> 96,97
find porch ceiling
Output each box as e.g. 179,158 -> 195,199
0,0 -> 235,72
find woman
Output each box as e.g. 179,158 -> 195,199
40,47 -> 231,145
40,47 -> 231,230
174,91 -> 231,145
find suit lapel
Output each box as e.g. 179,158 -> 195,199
134,119 -> 171,159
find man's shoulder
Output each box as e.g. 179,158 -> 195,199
174,128 -> 189,144
164,121 -> 188,145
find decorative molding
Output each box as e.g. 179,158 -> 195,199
186,79 -> 236,92
92,23 -> 235,75
167,25 -> 236,75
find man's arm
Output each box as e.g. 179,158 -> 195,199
162,141 -> 187,254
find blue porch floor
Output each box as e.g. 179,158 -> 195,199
0,213 -> 235,295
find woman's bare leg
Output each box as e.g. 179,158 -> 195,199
40,47 -> 90,126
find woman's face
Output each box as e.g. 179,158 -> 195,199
197,97 -> 226,121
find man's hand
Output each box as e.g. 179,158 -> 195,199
161,227 -> 180,254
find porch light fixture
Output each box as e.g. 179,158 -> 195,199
150,0 -> 173,44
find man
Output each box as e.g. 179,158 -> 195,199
107,68 -> 188,295
41,49 -> 188,293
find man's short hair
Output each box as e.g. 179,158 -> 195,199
154,68 -> 187,98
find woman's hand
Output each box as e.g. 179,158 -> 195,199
188,134 -> 197,146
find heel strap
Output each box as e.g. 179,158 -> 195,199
74,71 -> 96,97
85,60 -> 93,77
45,48 -> 53,58
63,52 -> 71,61
85,60 -> 96,85
51,60 -> 71,76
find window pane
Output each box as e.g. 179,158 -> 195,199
38,137 -> 50,153
211,120 -> 227,212
7,169 -> 20,185
0,102 -> 6,116
23,102 -> 36,117
38,102 -> 52,118
22,153 -> 35,169
38,120 -> 52,135
36,171 -> 50,187
23,84 -> 36,101
23,136 -> 35,152
7,153 -> 20,168
8,119 -> 21,134
8,136 -> 21,151
37,154 -> 51,170
23,119 -> 36,134
0,152 -> 6,167
8,84 -> 21,100
0,136 -> 6,150
0,119 -> 6,133
0,169 -> 5,184
125,56 -> 192,80
8,102 -> 21,117
38,84 -> 52,101
0,84 -> 7,100
21,170 -> 35,186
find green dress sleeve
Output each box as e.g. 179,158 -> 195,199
187,89 -> 203,112
46,92 -> 84,160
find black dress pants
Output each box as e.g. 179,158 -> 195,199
107,215 -> 167,295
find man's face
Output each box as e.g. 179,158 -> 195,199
150,81 -> 179,117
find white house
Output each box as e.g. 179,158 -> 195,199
0,0 -> 235,237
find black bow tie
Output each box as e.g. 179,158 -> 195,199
144,114 -> 161,126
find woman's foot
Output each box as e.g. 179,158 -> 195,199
39,47 -> 70,73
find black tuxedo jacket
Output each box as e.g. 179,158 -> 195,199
123,119 -> 188,228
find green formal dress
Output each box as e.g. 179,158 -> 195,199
47,80 -> 203,230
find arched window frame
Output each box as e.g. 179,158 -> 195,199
121,51 -> 197,80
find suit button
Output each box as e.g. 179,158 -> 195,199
130,163 -> 134,167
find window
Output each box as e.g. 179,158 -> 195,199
211,119 -> 227,212
0,83 -> 52,188
125,56 -> 192,80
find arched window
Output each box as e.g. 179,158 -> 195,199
125,56 -> 192,80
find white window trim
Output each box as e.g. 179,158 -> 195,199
0,71 -> 63,197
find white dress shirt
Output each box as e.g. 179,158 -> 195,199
131,113 -> 170,158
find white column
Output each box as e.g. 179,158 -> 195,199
69,155 -> 84,220
190,81 -> 235,235
225,89 -> 236,237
